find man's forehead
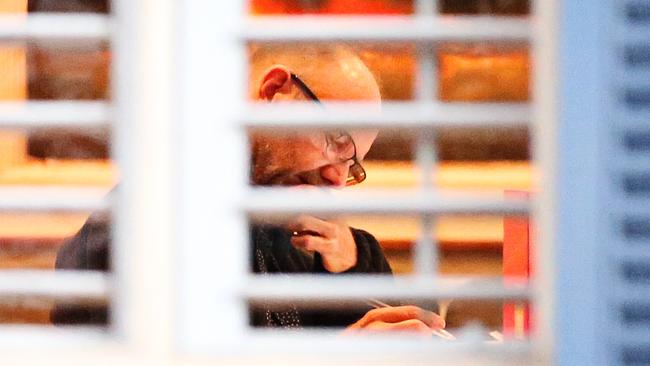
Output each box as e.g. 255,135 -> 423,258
300,56 -> 381,102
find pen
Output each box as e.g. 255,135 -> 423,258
366,298 -> 456,340
438,299 -> 451,323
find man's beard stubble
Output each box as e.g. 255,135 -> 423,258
250,138 -> 296,186
251,138 -> 326,186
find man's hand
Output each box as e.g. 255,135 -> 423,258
343,306 -> 445,336
287,215 -> 357,273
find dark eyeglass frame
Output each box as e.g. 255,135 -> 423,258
290,73 -> 367,186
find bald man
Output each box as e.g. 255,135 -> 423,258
53,45 -> 445,334
247,45 -> 381,274
247,45 -> 444,333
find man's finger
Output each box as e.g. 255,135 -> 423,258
344,319 -> 431,337
357,306 -> 445,329
286,215 -> 336,238
370,319 -> 432,334
290,235 -> 330,253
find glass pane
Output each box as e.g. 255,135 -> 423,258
28,0 -> 109,13
250,0 -> 413,16
0,42 -> 109,101
0,3 -> 113,327
249,295 -> 530,341
27,42 -> 110,100
241,21 -> 534,341
0,207 -> 111,326
438,45 -> 530,102
439,0 -> 529,15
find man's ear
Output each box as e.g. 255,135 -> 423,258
259,65 -> 292,101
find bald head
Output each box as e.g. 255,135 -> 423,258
248,45 -> 381,187
249,45 -> 381,102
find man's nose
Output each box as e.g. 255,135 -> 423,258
319,163 -> 349,187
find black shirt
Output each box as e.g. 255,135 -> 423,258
51,218 -> 392,328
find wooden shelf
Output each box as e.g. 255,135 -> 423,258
358,160 -> 531,190
0,160 -> 529,188
343,215 -> 504,250
346,160 -> 530,248
0,159 -> 115,186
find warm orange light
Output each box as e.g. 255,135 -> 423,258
359,48 -> 530,102
0,1 -> 28,174
0,0 -> 28,171
250,0 -> 412,15
0,45 -> 27,100
440,50 -> 531,102
250,0 -> 304,15
356,160 -> 532,190
0,0 -> 27,13
322,0 -> 412,15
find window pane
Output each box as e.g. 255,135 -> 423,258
0,3 -> 113,329
250,0 -> 413,16
438,46 -> 530,102
28,0 -> 109,13
27,42 -> 110,101
439,0 -> 529,15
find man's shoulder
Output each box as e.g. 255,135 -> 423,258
56,213 -> 111,271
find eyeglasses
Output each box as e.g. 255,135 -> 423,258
290,73 -> 367,186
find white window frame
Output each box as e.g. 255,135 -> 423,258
176,0 -> 557,364
0,0 -> 559,364
0,1 -> 178,364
